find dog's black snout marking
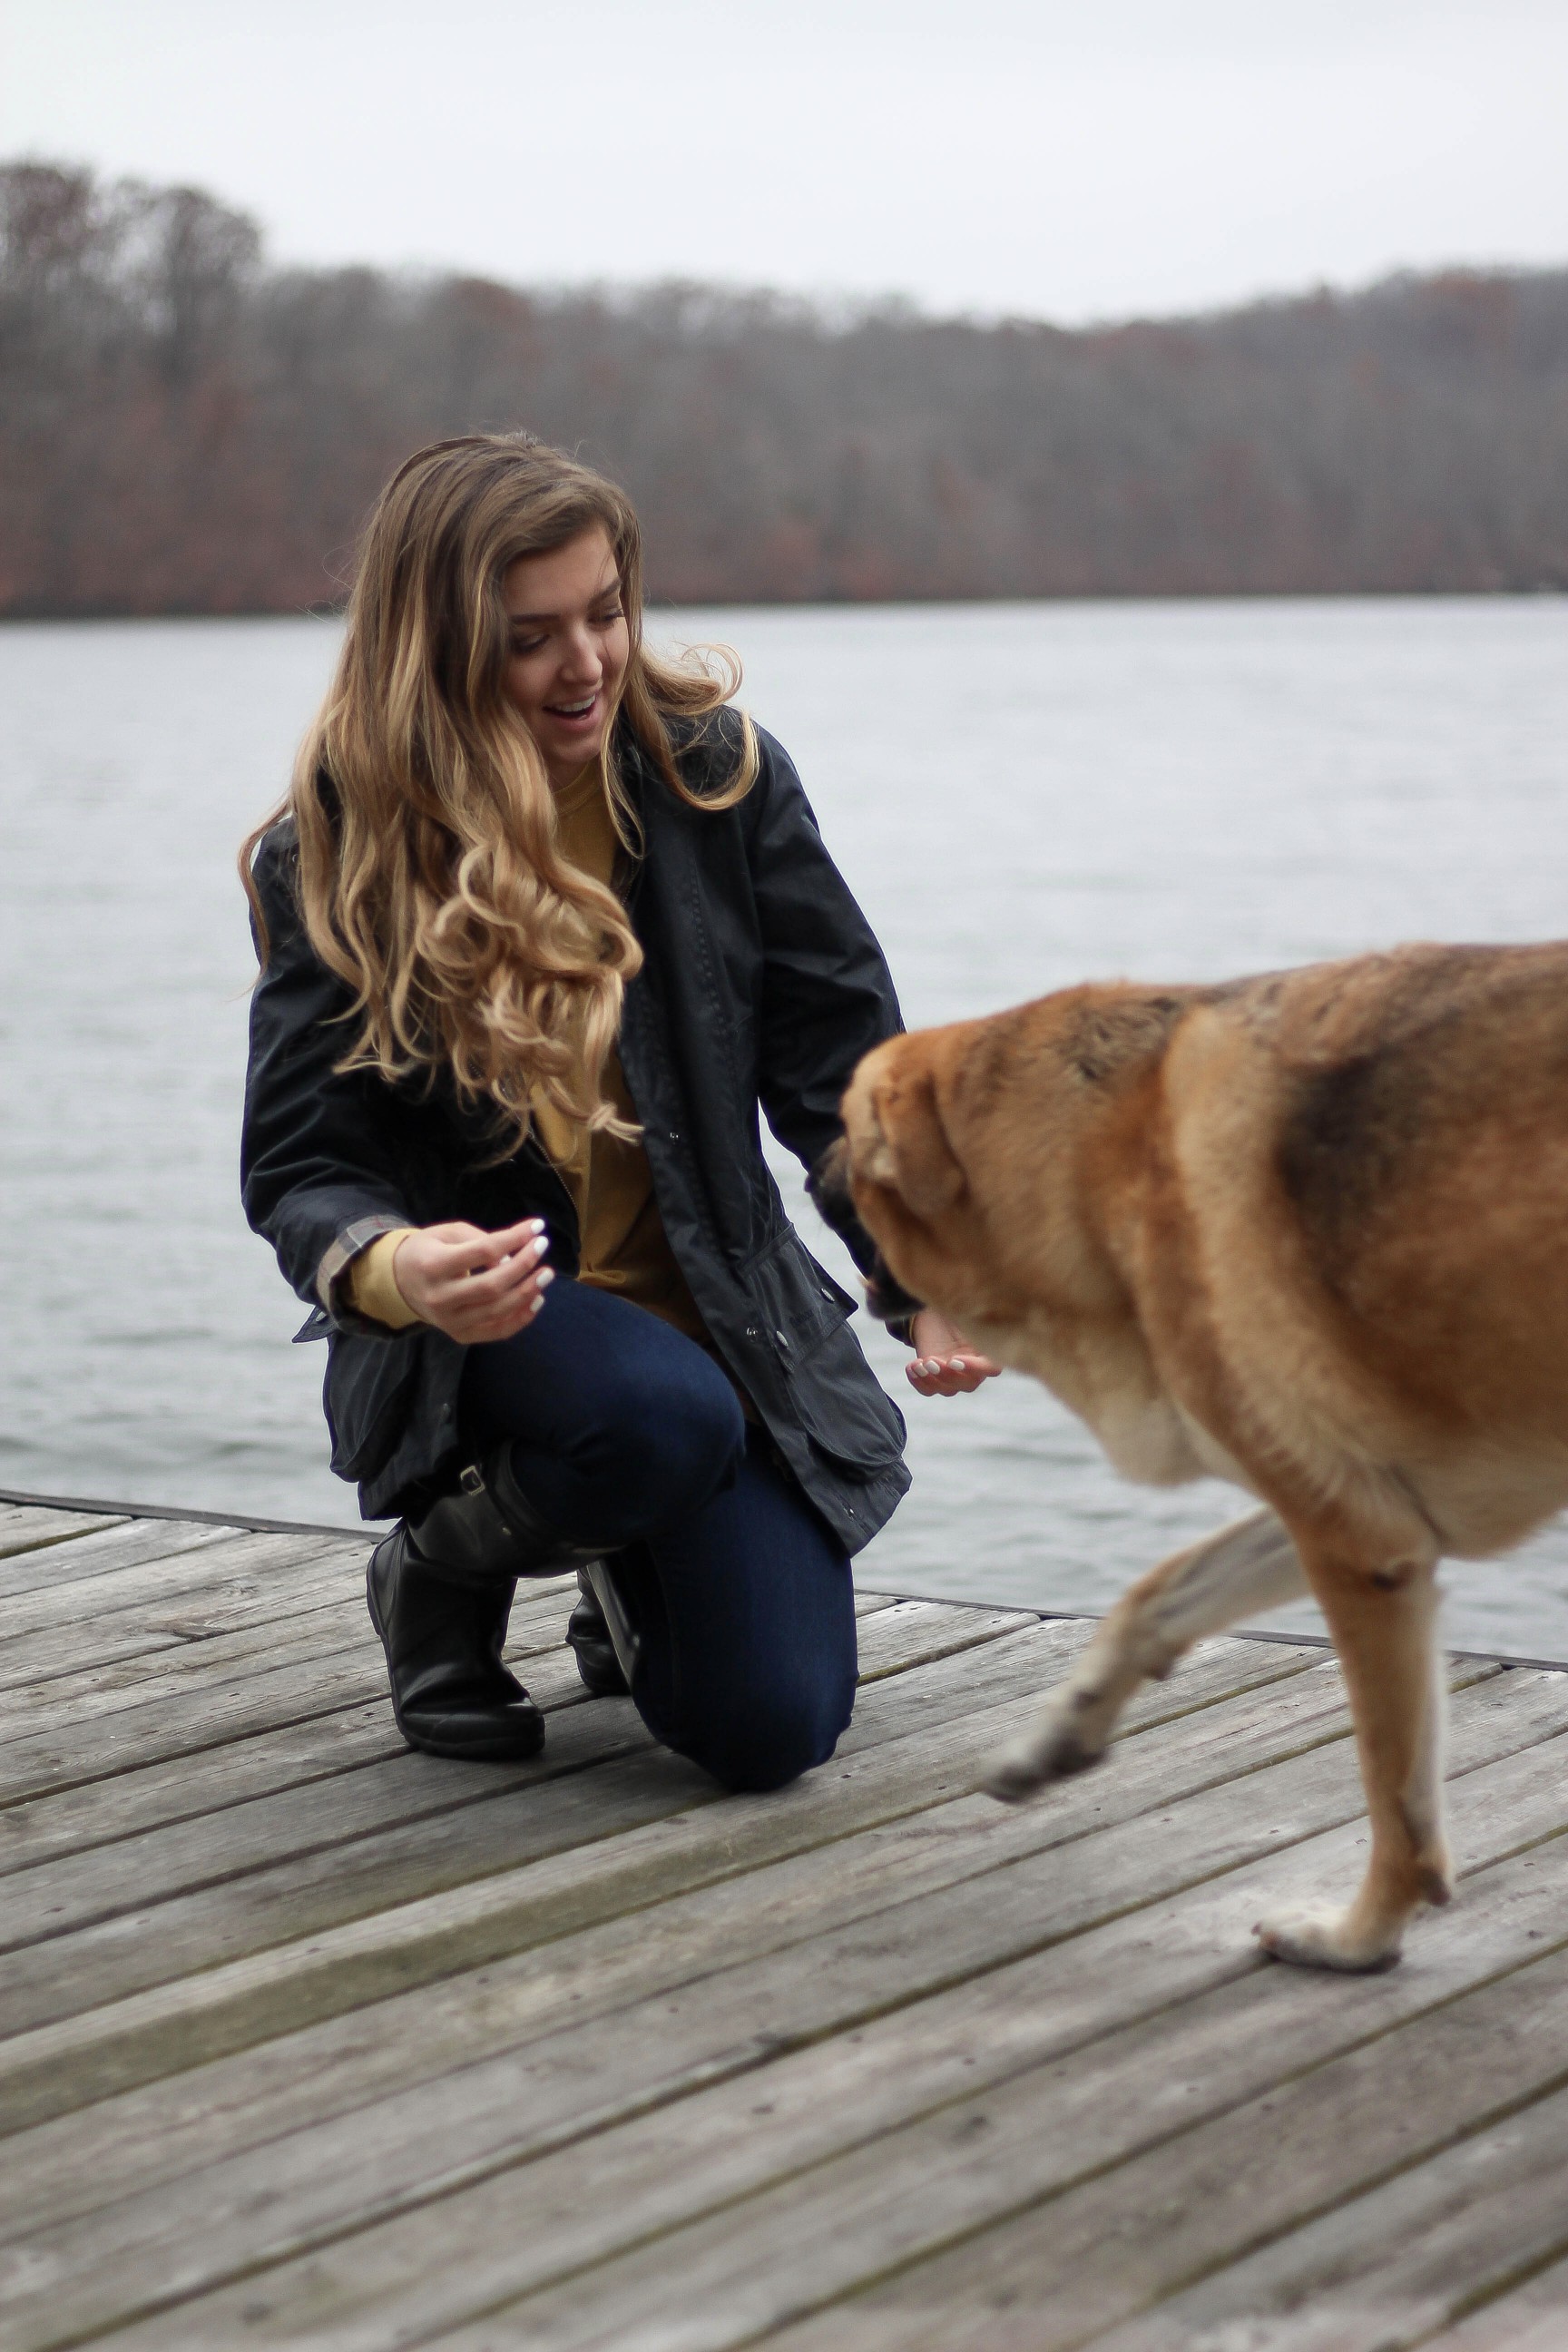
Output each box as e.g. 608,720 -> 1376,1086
807,1142 -> 926,1331
864,1259 -> 925,1327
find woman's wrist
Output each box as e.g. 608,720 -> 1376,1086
350,1230 -> 422,1330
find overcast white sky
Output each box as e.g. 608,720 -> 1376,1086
3,0 -> 1565,322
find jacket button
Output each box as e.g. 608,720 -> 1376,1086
745,1324 -> 760,1339
669,1128 -> 681,1142
776,1328 -> 789,1348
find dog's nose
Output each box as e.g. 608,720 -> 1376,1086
865,1257 -> 925,1328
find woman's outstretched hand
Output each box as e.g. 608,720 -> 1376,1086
906,1308 -> 1001,1398
392,1218 -> 554,1346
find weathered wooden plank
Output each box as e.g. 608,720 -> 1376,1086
852,1599 -> 1034,1680
0,1644 -> 1344,2244
0,1702 -> 407,1879
0,1651 -> 1539,2296
1071,2093 -> 1568,2352
20,1695 -> 1568,2352
0,1515 -> 1561,2352
0,1619 -> 390,1749
0,1533 -> 368,1646
392,1918 -> 1568,2352
0,1650 -> 615,1965
0,1591 -> 1029,1969
0,1506 -> 129,1561
0,1563 -> 912,1809
0,1589 -> 903,1886
0,1623 -> 1137,2128
1416,2256 -> 1568,2352
0,1648 -> 391,1808
0,1648 -> 1344,2235
746,1913 -> 1568,2352
0,1612 -> 1057,2048
0,1561 -> 584,1723
0,1533 -> 375,1645
0,1515 -> 234,1602
0,1543 -> 359,1693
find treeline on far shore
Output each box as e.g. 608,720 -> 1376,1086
5,158 -> 1568,617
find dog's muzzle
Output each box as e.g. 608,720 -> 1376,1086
807,1139 -> 926,1333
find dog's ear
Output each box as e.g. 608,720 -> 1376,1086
868,1066 -> 966,1221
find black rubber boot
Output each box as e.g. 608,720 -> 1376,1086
564,1567 -> 630,1699
365,1446 -> 608,1761
366,1529 -> 544,1761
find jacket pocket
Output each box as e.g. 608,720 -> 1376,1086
744,1230 -> 853,1361
747,1232 -> 906,1475
324,1328 -> 423,1484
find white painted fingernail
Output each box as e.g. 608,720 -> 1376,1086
535,1267 -> 554,1289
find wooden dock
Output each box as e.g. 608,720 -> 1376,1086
3,1491 -> 1568,2350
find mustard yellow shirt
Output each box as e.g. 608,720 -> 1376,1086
351,764 -> 710,1351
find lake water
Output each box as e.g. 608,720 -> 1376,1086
2,597 -> 1566,1657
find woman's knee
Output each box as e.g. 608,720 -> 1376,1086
575,1348 -> 745,1524
686,1669 -> 857,1795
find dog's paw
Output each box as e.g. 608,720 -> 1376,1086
983,1724 -> 1105,1804
1252,1905 -> 1403,1974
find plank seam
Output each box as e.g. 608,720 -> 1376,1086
1420,2227 -> 1568,2340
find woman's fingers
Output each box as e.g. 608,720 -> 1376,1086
443,1274 -> 552,1345
905,1351 -> 998,1398
393,1219 -> 554,1338
421,1218 -> 545,1279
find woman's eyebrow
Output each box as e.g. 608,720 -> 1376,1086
505,583 -> 623,626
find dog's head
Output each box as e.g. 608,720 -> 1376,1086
831,988 -> 1193,1348
832,1028 -> 977,1334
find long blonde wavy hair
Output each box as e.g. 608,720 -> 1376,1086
242,434 -> 757,1149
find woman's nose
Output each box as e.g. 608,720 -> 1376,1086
559,624 -> 602,681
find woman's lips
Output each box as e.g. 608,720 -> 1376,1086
544,691 -> 600,727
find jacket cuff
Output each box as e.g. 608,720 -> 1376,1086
317,1214 -> 414,1335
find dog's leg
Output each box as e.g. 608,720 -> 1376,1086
985,1509 -> 1306,1800
1254,1542 -> 1449,1973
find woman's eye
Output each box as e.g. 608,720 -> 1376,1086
595,607 -> 624,626
510,635 -> 547,656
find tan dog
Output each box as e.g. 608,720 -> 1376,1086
827,942 -> 1568,1972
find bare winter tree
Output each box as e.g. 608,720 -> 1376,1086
3,160 -> 1565,614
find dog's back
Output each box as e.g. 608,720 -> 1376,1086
1160,941 -> 1568,1558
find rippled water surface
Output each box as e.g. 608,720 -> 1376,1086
2,598 -> 1565,1655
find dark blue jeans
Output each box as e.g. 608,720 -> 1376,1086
459,1278 -> 858,1793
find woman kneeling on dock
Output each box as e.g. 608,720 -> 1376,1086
240,435 -> 995,1791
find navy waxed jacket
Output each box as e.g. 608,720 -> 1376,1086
240,716 -> 910,1548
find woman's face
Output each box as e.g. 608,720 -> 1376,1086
500,527 -> 631,789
